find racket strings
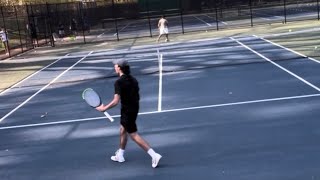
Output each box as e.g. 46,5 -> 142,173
83,89 -> 101,107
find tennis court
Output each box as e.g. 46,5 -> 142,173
0,35 -> 319,180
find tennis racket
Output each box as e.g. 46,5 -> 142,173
82,88 -> 114,122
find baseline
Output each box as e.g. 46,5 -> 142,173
0,93 -> 319,130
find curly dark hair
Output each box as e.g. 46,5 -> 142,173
119,65 -> 131,75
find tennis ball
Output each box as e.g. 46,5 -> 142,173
289,29 -> 292,32
315,46 -> 318,49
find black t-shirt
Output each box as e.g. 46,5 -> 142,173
114,74 -> 140,111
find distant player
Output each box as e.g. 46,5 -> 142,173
0,28 -> 9,55
157,16 -> 169,43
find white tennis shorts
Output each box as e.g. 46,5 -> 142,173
159,27 -> 169,35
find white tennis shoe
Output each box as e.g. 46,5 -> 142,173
152,153 -> 162,168
111,150 -> 125,163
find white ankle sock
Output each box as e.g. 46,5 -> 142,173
118,149 -> 125,156
147,148 -> 156,158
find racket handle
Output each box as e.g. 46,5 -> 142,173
104,111 -> 114,122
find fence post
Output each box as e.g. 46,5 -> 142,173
146,0 -> 152,37
283,0 -> 287,24
317,0 -> 319,20
112,0 -> 119,41
46,3 -> 55,47
179,0 -> 184,34
14,6 -> 24,53
249,0 -> 253,27
25,4 -> 31,50
30,4 -> 39,47
78,2 -> 86,44
219,0 -> 223,18
41,5 -> 48,45
215,0 -> 219,31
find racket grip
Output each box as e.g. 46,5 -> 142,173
104,111 -> 114,122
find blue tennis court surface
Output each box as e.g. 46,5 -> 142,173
0,36 -> 319,180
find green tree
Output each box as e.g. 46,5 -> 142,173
0,0 -> 20,6
0,0 -> 81,6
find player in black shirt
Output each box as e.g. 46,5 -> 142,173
96,59 -> 162,168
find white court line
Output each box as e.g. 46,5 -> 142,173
253,35 -> 320,64
251,12 -> 272,21
0,93 -> 319,130
253,12 -> 283,20
257,16 -> 271,21
245,12 -> 271,21
158,53 -> 163,112
113,23 -> 131,36
204,14 -> 228,25
97,28 -> 113,38
0,51 -> 93,123
97,32 -> 105,38
231,37 -> 320,92
0,54 -> 70,96
265,27 -> 320,38
193,15 -> 212,26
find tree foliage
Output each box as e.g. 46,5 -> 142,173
0,0 -> 21,6
0,0 -> 78,6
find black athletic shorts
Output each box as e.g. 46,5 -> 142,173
120,109 -> 138,133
